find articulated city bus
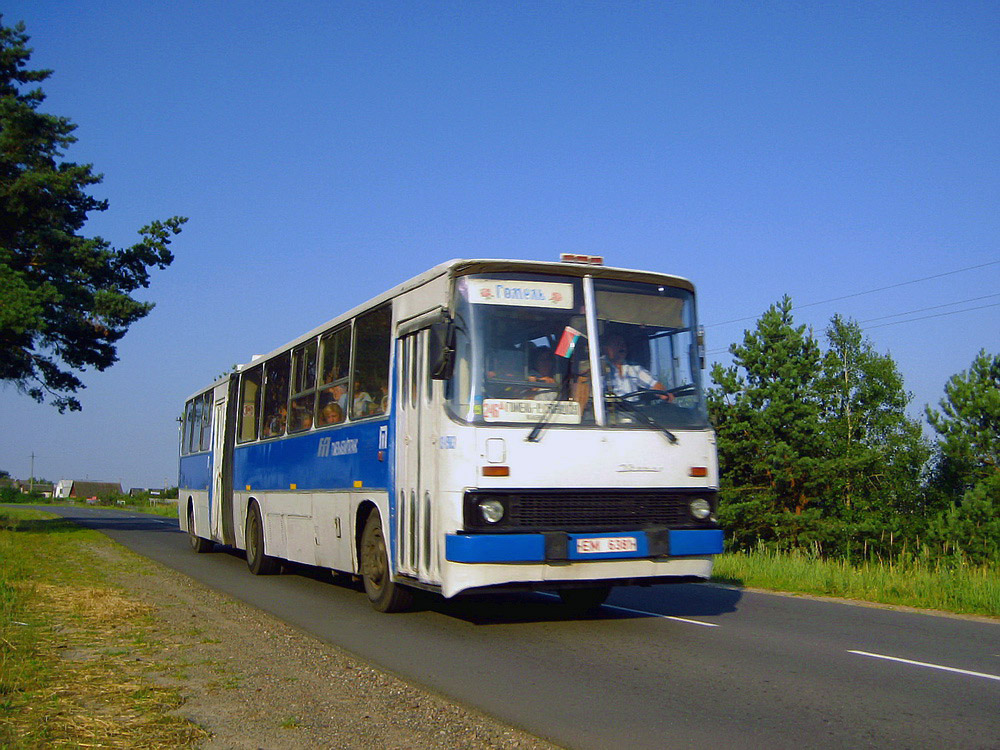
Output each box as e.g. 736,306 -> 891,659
178,256 -> 722,612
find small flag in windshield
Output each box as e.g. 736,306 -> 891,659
554,326 -> 583,358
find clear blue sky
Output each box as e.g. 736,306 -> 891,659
1,1 -> 997,488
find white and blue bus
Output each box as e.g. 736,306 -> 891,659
178,256 -> 722,612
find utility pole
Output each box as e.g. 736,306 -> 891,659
29,452 -> 35,494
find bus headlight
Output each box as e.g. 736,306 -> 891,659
689,498 -> 711,520
479,499 -> 505,524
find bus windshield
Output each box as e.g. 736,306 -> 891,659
446,272 -> 709,431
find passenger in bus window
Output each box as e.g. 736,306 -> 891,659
317,398 -> 343,426
528,347 -> 557,384
292,405 -> 313,432
263,405 -> 287,437
526,347 -> 560,401
331,383 -> 348,411
353,380 -> 373,416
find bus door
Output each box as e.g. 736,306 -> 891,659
397,330 -> 436,582
210,394 -> 227,542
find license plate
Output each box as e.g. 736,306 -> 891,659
576,536 -> 638,554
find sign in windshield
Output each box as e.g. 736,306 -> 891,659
466,279 -> 574,309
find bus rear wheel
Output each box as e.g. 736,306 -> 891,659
360,513 -> 413,613
246,503 -> 280,575
187,505 -> 213,553
558,585 -> 612,614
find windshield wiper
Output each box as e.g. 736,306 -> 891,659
605,394 -> 678,444
525,373 -> 573,443
526,352 -> 579,443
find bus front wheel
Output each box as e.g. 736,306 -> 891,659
246,503 -> 280,575
360,513 -> 413,613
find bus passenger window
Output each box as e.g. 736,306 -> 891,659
183,399 -> 197,454
317,326 -> 350,426
289,341 -> 317,433
200,391 -> 213,451
261,353 -> 290,438
351,304 -> 391,419
190,397 -> 204,453
237,367 -> 262,443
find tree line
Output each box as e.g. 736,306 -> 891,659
707,296 -> 999,566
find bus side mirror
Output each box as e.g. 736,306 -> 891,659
697,325 -> 706,370
429,320 -> 455,380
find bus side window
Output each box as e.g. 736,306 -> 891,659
261,353 -> 290,438
200,391 -> 213,451
182,399 -> 196,454
351,304 -> 391,419
289,340 -> 317,433
189,397 -> 203,454
317,326 -> 350,426
237,366 -> 262,443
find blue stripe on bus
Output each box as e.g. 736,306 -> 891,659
232,419 -> 390,491
668,528 -> 724,555
445,534 -> 547,563
179,453 -> 211,491
445,528 -> 724,563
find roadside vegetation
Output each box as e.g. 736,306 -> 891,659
712,548 -> 999,618
0,506 -> 206,748
0,486 -> 178,517
708,301 -> 998,602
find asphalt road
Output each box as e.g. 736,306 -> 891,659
31,506 -> 1000,749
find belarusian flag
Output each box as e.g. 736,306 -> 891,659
554,326 -> 582,358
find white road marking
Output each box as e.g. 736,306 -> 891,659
848,650 -> 1000,682
603,603 -> 719,628
536,592 -> 718,627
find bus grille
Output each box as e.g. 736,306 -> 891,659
462,489 -> 716,533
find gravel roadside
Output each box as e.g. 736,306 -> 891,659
99,543 -> 560,750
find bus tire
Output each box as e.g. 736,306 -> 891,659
187,505 -> 213,553
246,503 -> 280,575
558,585 -> 611,613
360,512 -> 413,613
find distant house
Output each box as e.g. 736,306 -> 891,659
55,479 -> 73,498
66,481 -> 123,499
1,479 -> 54,497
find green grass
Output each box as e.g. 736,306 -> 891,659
1,492 -> 179,518
0,507 -> 206,748
712,548 -> 1000,617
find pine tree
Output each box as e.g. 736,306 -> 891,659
707,296 -> 828,549
0,17 -> 185,411
926,349 -> 1000,498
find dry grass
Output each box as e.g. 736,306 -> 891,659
1,510 -> 209,749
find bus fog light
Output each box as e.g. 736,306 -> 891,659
479,499 -> 505,524
689,498 -> 711,520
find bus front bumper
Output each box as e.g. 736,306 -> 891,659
445,528 -> 723,564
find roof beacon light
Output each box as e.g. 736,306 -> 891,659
559,253 -> 604,265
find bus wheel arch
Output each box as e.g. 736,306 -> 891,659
187,498 -> 212,553
245,499 -> 279,575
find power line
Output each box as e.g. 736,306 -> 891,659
858,293 -> 1000,324
704,258 -> 1000,329
865,302 -> 1000,330
703,298 -> 1000,355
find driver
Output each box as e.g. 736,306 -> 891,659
601,333 -> 674,401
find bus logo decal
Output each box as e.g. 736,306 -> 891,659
317,437 -> 359,458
